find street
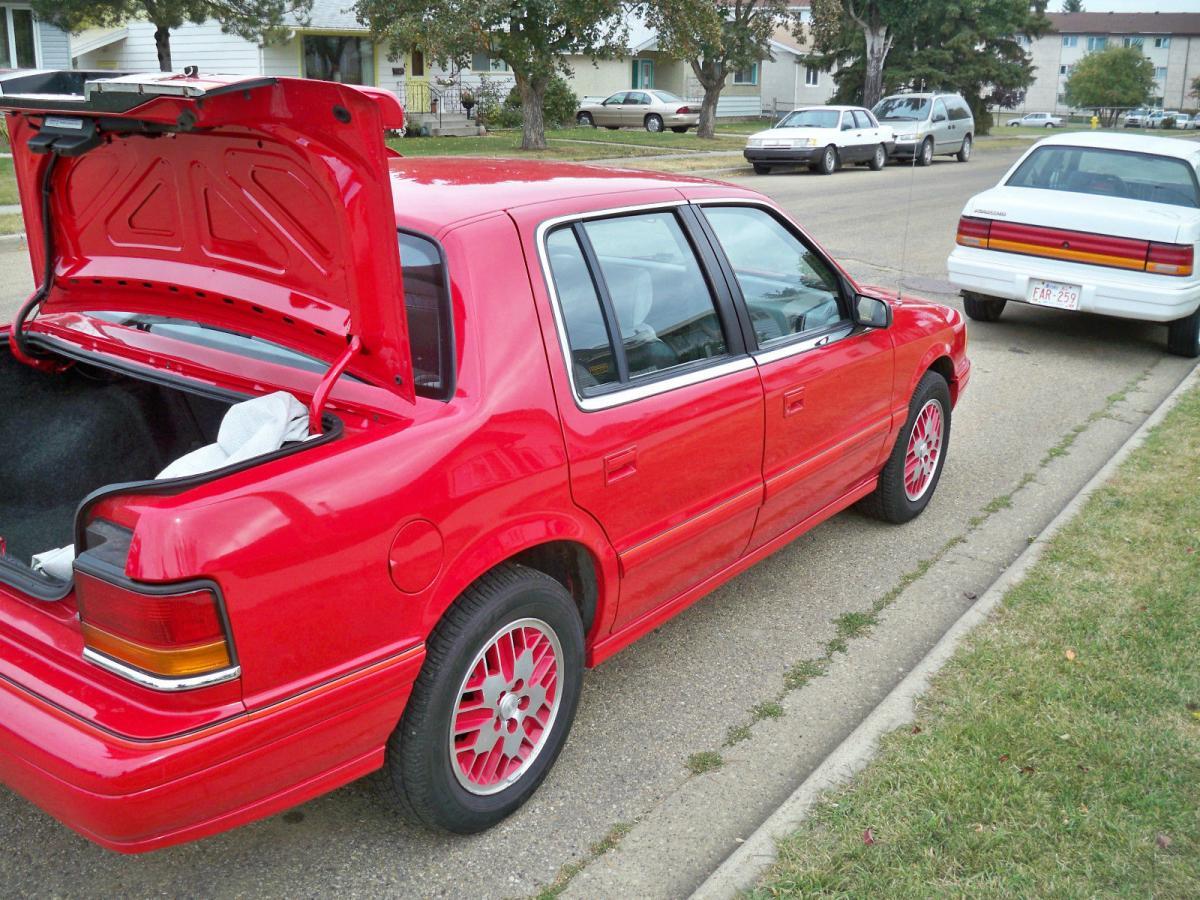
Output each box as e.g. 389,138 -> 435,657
1,145 -> 1195,898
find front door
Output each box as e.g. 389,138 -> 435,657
634,59 -> 654,90
533,204 -> 765,633
696,202 -> 895,547
405,49 -> 430,113
622,90 -> 652,126
596,91 -> 628,126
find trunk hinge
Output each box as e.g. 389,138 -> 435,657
310,334 -> 362,434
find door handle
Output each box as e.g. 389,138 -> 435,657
604,446 -> 638,484
783,386 -> 806,417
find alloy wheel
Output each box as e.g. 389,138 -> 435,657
904,399 -> 945,501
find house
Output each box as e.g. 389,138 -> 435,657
1014,11 -> 1200,116
0,4 -> 71,70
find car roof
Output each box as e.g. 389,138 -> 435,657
787,105 -> 862,112
1033,131 -> 1200,162
387,157 -> 727,232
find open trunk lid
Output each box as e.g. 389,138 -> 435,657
0,70 -> 414,401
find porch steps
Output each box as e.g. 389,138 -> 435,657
408,112 -> 483,137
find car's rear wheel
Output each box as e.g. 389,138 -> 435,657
645,114 -> 664,133
753,163 -> 771,175
1166,306 -> 1200,358
858,372 -> 951,523
917,137 -> 934,167
1045,122 -> 1054,128
605,126 -> 619,130
962,292 -> 1006,322
379,564 -> 584,833
814,145 -> 838,175
576,112 -> 594,128
869,144 -> 886,170
671,126 -> 689,133
956,135 -> 972,162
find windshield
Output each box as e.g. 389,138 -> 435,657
873,97 -> 930,122
777,109 -> 841,129
1007,145 -> 1200,209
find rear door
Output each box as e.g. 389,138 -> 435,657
525,200 -> 765,633
852,109 -> 878,158
838,110 -> 865,160
694,201 -> 895,549
624,91 -> 651,126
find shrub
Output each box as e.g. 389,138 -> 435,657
1161,116 -> 1177,129
503,76 -> 579,128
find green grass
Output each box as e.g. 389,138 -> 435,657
754,385 -> 1200,897
547,126 -> 746,151
0,212 -> 23,235
533,821 -> 635,899
686,750 -> 725,775
0,158 -> 17,206
388,133 -> 669,162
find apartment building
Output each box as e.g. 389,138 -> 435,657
1016,11 -> 1200,115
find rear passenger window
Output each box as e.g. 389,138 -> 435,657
399,231 -> 454,399
701,206 -> 846,347
544,210 -> 730,395
852,110 -> 873,129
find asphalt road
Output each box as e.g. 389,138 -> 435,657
1,145 -> 1196,898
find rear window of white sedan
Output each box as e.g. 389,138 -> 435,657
1007,145 -> 1200,209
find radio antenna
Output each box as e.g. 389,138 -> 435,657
896,79 -> 925,302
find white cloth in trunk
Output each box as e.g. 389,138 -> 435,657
31,392 -> 310,581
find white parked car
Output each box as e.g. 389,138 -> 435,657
743,106 -> 895,175
1172,113 -> 1194,130
1008,112 -> 1064,128
947,133 -> 1200,357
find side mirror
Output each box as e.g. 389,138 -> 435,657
854,294 -> 892,329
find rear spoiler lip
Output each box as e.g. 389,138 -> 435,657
0,70 -> 279,116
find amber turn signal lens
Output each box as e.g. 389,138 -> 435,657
81,623 -> 232,677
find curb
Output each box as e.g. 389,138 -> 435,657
0,232 -> 26,245
692,361 -> 1200,900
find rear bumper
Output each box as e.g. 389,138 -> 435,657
948,246 -> 1200,324
0,645 -> 423,852
664,114 -> 699,127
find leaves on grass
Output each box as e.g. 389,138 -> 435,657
910,725 -> 923,735
998,754 -> 1010,763
1065,648 -> 1077,661
862,827 -> 876,846
1020,765 -> 1036,775
1156,833 -> 1173,851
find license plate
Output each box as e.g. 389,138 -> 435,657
1027,279 -> 1081,310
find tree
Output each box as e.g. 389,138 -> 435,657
809,0 -> 916,110
1065,45 -> 1156,126
1191,73 -> 1200,103
32,0 -> 309,72
643,0 -> 794,139
809,0 -> 1048,133
358,0 -> 627,151
1062,0 -> 1083,12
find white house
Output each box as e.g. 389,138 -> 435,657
0,4 -> 71,70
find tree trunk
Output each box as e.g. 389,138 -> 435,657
861,26 -> 891,109
691,60 -> 726,140
153,24 -> 172,72
517,74 -> 548,151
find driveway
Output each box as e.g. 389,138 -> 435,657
1,147 -> 1195,898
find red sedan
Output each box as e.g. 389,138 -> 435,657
0,71 -> 969,851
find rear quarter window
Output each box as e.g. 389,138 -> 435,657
1007,145 -> 1200,209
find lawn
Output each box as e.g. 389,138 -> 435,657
0,212 -> 23,235
545,126 -> 746,151
0,158 -> 18,206
388,132 -> 670,162
754,385 -> 1200,896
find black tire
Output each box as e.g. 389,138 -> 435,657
816,144 -> 838,175
753,163 -> 773,175
962,292 -> 1007,322
645,114 -> 664,133
1166,306 -> 1200,358
956,134 -> 972,162
605,126 -> 619,130
1045,122 -> 1054,128
379,564 -> 585,833
868,144 -> 886,170
576,112 -> 594,128
671,126 -> 689,133
917,137 -> 934,167
858,372 -> 952,524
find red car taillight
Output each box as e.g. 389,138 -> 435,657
1146,242 -> 1194,276
956,215 -> 992,248
675,106 -> 692,115
76,573 -> 234,679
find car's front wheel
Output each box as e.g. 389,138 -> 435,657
869,144 -> 886,170
645,114 -> 664,133
956,135 -> 972,162
753,163 -> 771,175
380,564 -> 584,833
1166,306 -> 1200,358
576,112 -> 594,128
917,137 -> 934,167
813,145 -> 838,175
963,292 -> 1006,322
859,372 -> 951,523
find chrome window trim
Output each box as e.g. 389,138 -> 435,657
83,648 -> 242,692
536,199 -> 756,412
696,197 -> 858,364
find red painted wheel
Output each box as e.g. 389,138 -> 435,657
451,618 -> 563,795
903,399 -> 944,502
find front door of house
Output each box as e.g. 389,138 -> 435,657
633,59 -> 654,90
406,49 -> 430,113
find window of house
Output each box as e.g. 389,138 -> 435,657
0,7 -> 37,69
1062,35 -> 1078,48
701,206 -> 845,347
804,65 -> 820,87
470,52 -> 509,72
1059,65 -> 1068,75
303,35 -> 374,85
1155,37 -> 1170,49
545,211 -> 729,393
1086,36 -> 1108,51
1015,35 -> 1031,47
1156,67 -> 1168,79
732,63 -> 759,85
1124,36 -> 1144,48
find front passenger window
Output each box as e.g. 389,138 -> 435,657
702,206 -> 846,347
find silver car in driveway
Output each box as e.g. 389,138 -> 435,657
576,90 -> 700,133
872,92 -> 975,166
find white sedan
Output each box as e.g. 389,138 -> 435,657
1007,112 -> 1064,128
743,106 -> 894,175
947,132 -> 1200,357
